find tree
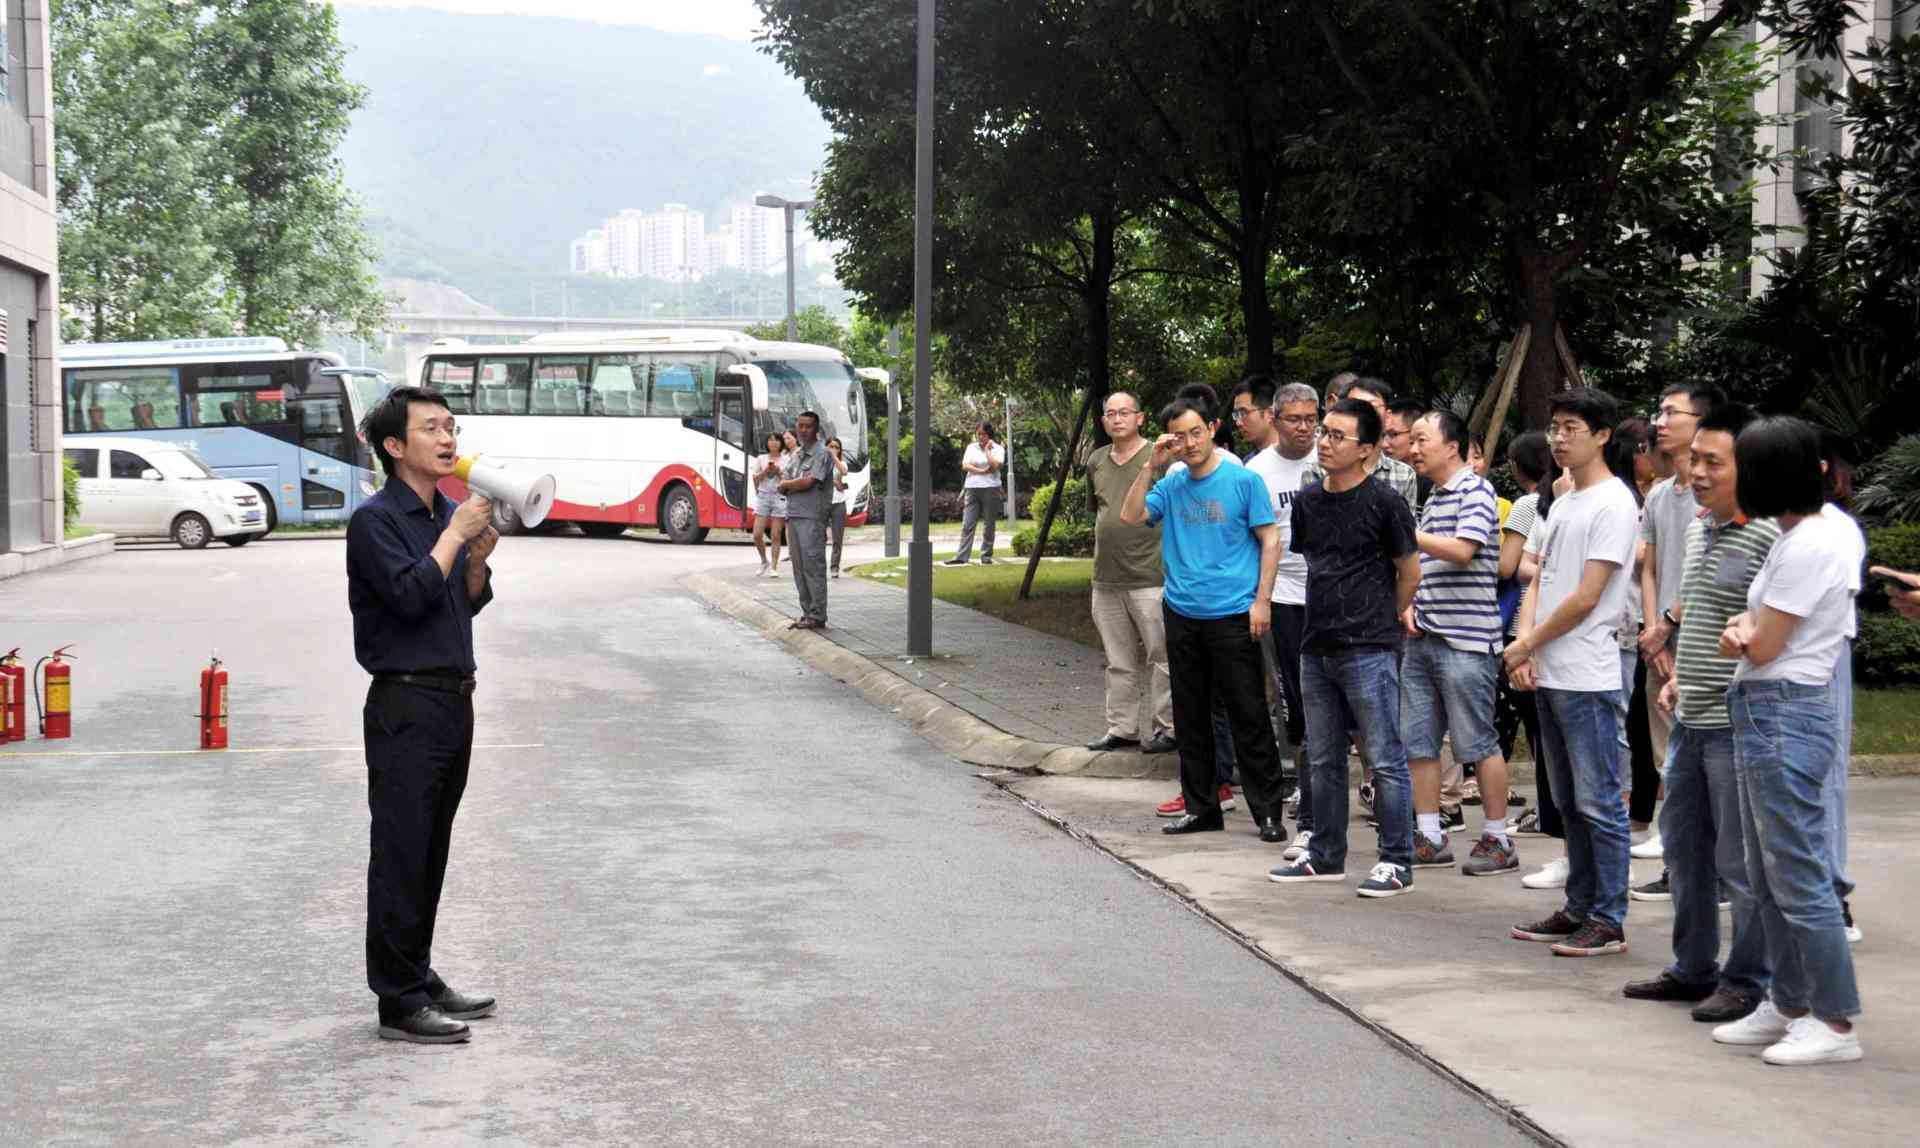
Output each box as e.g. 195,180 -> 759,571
195,0 -> 387,342
53,0 -> 233,341
51,0 -> 386,344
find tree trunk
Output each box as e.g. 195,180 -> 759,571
1020,206 -> 1115,601
1515,255 -> 1561,429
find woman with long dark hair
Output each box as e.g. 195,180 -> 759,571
753,432 -> 787,577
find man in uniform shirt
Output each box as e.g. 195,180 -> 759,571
779,411 -> 836,629
347,386 -> 501,1044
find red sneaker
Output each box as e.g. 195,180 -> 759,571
1157,788 -> 1238,817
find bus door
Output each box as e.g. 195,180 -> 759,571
713,384 -> 751,529
289,383 -> 352,517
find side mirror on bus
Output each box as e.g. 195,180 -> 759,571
725,364 -> 770,413
854,368 -> 893,415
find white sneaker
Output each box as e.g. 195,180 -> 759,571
1282,830 -> 1312,861
1762,1016 -> 1862,1066
1521,856 -> 1569,889
1630,831 -> 1665,860
1846,923 -> 1863,945
1714,1000 -> 1791,1046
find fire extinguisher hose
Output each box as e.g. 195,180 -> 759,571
32,655 -> 48,733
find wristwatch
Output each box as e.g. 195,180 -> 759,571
1661,607 -> 1679,628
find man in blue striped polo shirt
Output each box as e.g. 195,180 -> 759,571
1403,410 -> 1517,876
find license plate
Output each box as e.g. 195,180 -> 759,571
243,513 -> 263,524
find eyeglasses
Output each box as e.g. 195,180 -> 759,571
1230,406 -> 1267,422
1318,426 -> 1355,446
1547,421 -> 1590,440
411,421 -> 459,438
1278,414 -> 1319,428
1170,427 -> 1214,444
1652,405 -> 1698,423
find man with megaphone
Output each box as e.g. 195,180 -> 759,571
345,385 -> 500,1045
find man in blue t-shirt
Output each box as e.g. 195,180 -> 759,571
1120,392 -> 1286,841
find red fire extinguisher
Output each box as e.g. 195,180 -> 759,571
0,649 -> 24,743
35,645 -> 75,740
199,656 -> 229,750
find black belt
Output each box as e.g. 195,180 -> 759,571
375,672 -> 476,696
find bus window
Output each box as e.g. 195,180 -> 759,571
588,354 -> 643,416
187,366 -> 288,426
428,357 -> 478,413
476,357 -> 531,415
66,367 -> 181,432
647,354 -> 716,419
533,357 -> 589,416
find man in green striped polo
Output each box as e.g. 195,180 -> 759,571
1622,403 -> 1777,1024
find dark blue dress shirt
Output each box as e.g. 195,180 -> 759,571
347,480 -> 494,676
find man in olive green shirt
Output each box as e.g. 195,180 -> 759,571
1086,391 -> 1175,753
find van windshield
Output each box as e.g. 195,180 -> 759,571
152,449 -> 218,480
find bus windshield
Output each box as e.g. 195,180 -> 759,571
760,358 -> 867,468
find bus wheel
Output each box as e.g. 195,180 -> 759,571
248,485 -> 278,534
661,485 -> 701,544
580,522 -> 629,539
172,512 -> 212,550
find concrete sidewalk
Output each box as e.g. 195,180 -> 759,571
690,540 -> 1920,1146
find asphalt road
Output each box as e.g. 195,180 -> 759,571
0,530 -> 1537,1145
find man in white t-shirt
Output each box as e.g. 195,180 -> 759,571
1504,388 -> 1640,958
1236,377 -> 1318,856
947,421 -> 1006,566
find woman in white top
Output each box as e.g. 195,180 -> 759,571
753,432 -> 788,577
1714,416 -> 1862,1066
826,436 -> 851,577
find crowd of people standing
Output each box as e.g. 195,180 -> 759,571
1089,372 -> 1874,1066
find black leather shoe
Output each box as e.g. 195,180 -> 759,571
378,1006 -> 471,1044
1258,817 -> 1287,843
431,986 -> 497,1020
1622,972 -> 1715,1002
1161,812 -> 1224,835
1085,734 -> 1141,752
1141,734 -> 1177,755
1691,986 -> 1761,1023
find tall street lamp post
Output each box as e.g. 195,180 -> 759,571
907,0 -> 935,656
755,193 -> 816,341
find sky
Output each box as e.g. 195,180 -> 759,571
333,0 -> 764,39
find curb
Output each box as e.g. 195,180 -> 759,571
687,571 -> 1920,782
683,571 -> 1172,779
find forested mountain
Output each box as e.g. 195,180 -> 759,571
334,5 -> 831,286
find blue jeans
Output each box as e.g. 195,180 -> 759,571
1302,648 -> 1413,872
1729,679 -> 1860,1022
1400,635 -> 1499,763
1535,687 -> 1632,928
1659,722 -> 1769,994
1826,641 -> 1853,900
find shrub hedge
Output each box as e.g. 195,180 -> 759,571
1011,519 -> 1095,558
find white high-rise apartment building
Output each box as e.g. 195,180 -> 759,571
569,229 -> 610,275
638,203 -> 707,280
1749,0 -> 1916,294
604,209 -> 646,279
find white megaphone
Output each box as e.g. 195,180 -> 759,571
454,454 -> 556,529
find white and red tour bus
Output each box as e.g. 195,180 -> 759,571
416,330 -> 880,541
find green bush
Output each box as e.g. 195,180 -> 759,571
62,456 -> 82,531
1011,519 -> 1095,558
1854,611 -> 1920,685
1027,474 -> 1090,527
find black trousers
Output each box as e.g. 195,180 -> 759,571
1164,604 -> 1284,825
1627,655 -> 1660,826
365,679 -> 474,1018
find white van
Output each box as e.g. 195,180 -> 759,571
63,436 -> 269,548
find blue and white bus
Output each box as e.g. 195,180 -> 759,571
61,338 -> 391,531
